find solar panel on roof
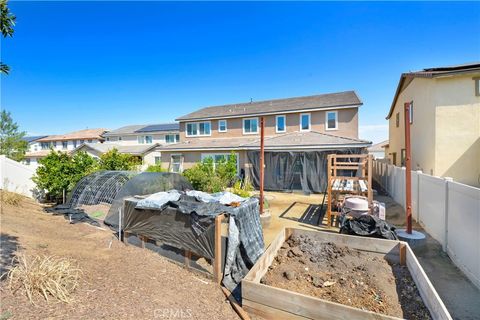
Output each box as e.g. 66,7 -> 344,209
134,123 -> 179,133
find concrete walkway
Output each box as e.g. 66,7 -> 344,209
261,191 -> 480,319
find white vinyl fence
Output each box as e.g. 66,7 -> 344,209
372,160 -> 480,289
0,155 -> 36,198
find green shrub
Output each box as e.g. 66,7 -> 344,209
98,149 -> 141,171
183,152 -> 238,193
145,164 -> 166,172
231,177 -> 254,198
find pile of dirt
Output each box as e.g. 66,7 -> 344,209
0,195 -> 238,319
261,233 -> 431,319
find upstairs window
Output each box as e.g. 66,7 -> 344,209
62,141 -> 68,149
243,118 -> 259,134
300,113 -> 311,131
409,102 -> 414,124
326,111 -> 338,130
395,112 -> 400,128
276,115 -> 286,133
186,122 -> 211,137
218,120 -> 227,132
165,134 -> 179,144
138,135 -> 153,144
40,142 -> 50,150
474,77 -> 480,96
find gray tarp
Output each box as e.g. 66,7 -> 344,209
121,193 -> 264,292
247,149 -> 364,193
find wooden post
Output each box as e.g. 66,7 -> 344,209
213,214 -> 223,283
123,231 -> 129,246
367,154 -> 373,206
404,102 -> 412,234
327,155 -> 332,227
184,250 -> 192,270
399,243 -> 406,266
259,116 -> 265,215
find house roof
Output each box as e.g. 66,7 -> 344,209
386,62 -> 480,119
37,129 -> 107,142
134,123 -> 180,133
159,131 -> 371,152
103,123 -> 179,136
77,143 -> 159,156
367,140 -> 389,152
25,150 -> 73,158
22,135 -> 48,143
176,91 -> 363,121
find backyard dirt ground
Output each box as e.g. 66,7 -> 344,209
0,194 -> 238,320
261,233 -> 431,319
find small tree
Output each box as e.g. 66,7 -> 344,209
98,148 -> 141,171
0,0 -> 16,74
32,150 -> 98,201
0,110 -> 27,161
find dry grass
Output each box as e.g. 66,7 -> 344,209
5,253 -> 81,304
0,190 -> 23,206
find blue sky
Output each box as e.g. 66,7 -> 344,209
2,1 -> 479,143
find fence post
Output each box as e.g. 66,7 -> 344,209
444,177 -> 453,252
416,170 -> 422,223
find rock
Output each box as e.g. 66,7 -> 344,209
284,270 -> 296,280
310,256 -> 318,263
287,250 -> 294,258
323,281 -> 336,287
339,277 -> 346,284
291,247 -> 303,257
312,276 -> 324,287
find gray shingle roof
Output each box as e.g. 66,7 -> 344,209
176,91 -> 362,121
79,143 -> 158,155
159,131 -> 370,151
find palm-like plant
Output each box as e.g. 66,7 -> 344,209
0,0 -> 16,74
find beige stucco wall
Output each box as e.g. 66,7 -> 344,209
160,150 -> 247,173
387,74 -> 480,187
179,108 -> 359,141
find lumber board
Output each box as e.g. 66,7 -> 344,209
243,299 -> 307,320
242,281 -> 400,320
290,229 -> 399,254
221,286 -> 251,320
213,214 -> 224,283
406,246 -> 452,320
399,243 -> 406,266
244,228 -> 287,283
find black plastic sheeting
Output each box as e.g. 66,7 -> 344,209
339,214 -> 398,240
120,194 -> 264,292
104,172 -> 192,229
247,149 -> 363,193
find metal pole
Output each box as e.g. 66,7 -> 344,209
259,116 -> 265,215
404,102 -> 412,234
118,207 -> 122,241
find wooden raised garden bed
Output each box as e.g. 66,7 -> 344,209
242,228 -> 451,320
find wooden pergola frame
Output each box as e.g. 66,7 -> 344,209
326,153 -> 373,227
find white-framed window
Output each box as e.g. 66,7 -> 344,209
276,115 -> 286,133
154,156 -> 162,165
165,134 -> 179,144
201,153 -> 239,173
62,141 -> 68,149
25,158 -> 30,165
106,137 -> 110,141
218,120 -> 227,132
41,142 -> 51,150
409,102 -> 414,124
186,121 -> 211,137
138,135 -> 153,144
300,113 -> 311,131
243,117 -> 259,134
170,154 -> 183,173
325,111 -> 338,130
118,136 -> 122,141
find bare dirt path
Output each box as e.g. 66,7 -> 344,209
0,195 -> 238,320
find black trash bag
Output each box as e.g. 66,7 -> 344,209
339,214 -> 398,240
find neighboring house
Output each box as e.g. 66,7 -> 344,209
24,128 -> 106,169
159,91 -> 371,192
368,140 -> 388,159
386,62 -> 480,187
103,123 -> 180,145
22,135 -> 49,159
74,143 -> 161,170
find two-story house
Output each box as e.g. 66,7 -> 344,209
24,128 -> 106,169
75,123 -> 180,168
159,91 -> 370,192
386,62 -> 480,187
